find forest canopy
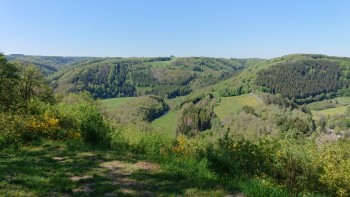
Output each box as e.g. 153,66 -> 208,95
256,60 -> 344,101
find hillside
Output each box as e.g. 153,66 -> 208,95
213,94 -> 262,121
50,57 -> 263,99
214,54 -> 350,103
6,54 -> 93,75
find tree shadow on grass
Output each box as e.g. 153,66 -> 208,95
0,141 -> 231,196
129,168 -> 228,196
0,140 -> 138,196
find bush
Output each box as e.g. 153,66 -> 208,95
314,141 -> 350,196
56,93 -> 112,145
0,114 -> 26,148
207,132 -> 271,176
176,95 -> 216,137
25,112 -> 61,139
80,106 -> 111,145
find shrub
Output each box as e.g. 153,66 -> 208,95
80,105 -> 112,145
56,93 -> 112,145
207,132 -> 271,176
315,140 -> 350,196
26,112 -> 60,139
0,114 -> 26,147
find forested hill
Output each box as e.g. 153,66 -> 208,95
49,57 -> 263,99
6,54 -> 93,75
213,54 -> 350,103
7,54 -> 350,103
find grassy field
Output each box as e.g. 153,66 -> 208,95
309,97 -> 350,120
151,110 -> 179,138
334,97 -> 350,105
312,106 -> 348,120
147,59 -> 176,67
214,94 -> 262,121
99,97 -> 137,113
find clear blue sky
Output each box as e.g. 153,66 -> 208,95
1,0 -> 350,58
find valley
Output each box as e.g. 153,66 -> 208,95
2,53 -> 350,196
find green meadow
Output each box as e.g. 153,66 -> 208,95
312,106 -> 348,120
309,97 -> 350,120
151,110 -> 179,138
214,94 -> 262,121
99,97 -> 137,113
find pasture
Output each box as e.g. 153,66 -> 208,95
213,94 -> 262,121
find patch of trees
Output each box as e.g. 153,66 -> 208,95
130,69 -> 157,87
256,60 -> 344,103
150,85 -> 192,99
70,63 -> 136,98
0,53 -> 53,112
172,57 -> 244,73
176,95 -> 216,137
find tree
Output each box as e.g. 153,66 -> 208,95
18,64 -> 54,111
0,53 -> 20,111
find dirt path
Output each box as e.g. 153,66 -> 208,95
100,160 -> 159,196
249,92 -> 263,104
69,154 -> 160,196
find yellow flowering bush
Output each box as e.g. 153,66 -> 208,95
315,141 -> 350,197
27,112 -> 59,132
171,134 -> 208,157
172,135 -> 187,154
25,112 -> 61,139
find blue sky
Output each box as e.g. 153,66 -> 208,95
1,0 -> 350,58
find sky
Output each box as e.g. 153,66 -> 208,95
1,0 -> 350,58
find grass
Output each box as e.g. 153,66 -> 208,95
214,94 -> 262,121
309,96 -> 350,120
147,59 -> 175,67
333,96 -> 350,105
151,110 -> 179,138
99,97 -> 137,113
0,140 -> 231,196
0,137 -> 317,196
312,106 -> 348,120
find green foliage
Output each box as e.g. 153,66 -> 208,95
256,59 -> 343,102
3,53 -> 350,196
237,178 -> 298,197
19,64 -> 54,111
52,57 -> 250,99
0,55 -> 54,113
0,114 -> 26,147
277,116 -> 312,135
259,93 -> 295,108
241,105 -> 257,116
213,54 -> 350,105
56,92 -> 112,145
0,53 -> 20,112
7,54 -> 92,75
176,95 -> 216,137
79,106 -> 111,145
207,132 -> 270,176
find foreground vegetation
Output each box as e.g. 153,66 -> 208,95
2,53 -> 350,196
